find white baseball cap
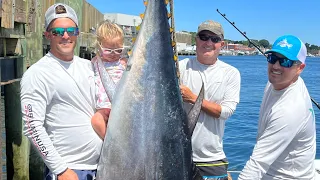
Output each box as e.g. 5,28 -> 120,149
45,3 -> 78,30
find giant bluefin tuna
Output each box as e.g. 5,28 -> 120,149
96,0 -> 204,179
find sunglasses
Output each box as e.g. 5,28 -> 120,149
197,34 -> 222,43
267,54 -> 300,68
48,27 -> 79,37
99,44 -> 124,55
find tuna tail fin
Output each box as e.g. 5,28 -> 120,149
187,82 -> 204,136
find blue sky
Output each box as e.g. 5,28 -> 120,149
86,0 -> 320,46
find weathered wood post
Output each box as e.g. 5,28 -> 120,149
0,50 -> 7,180
0,95 -> 6,180
4,81 -> 30,180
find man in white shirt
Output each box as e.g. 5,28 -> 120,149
179,20 -> 241,180
238,35 -> 316,179
20,3 -> 108,180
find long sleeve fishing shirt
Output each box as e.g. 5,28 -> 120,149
179,57 -> 241,162
238,77 -> 316,179
20,52 -> 103,175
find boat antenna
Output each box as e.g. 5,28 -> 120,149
217,9 -> 320,110
216,9 -> 267,58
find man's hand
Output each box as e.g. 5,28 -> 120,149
180,86 -> 222,119
57,169 -> 79,180
180,85 -> 197,104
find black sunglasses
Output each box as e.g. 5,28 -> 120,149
197,34 -> 222,43
267,54 -> 300,68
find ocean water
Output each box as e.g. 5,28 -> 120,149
180,55 -> 320,179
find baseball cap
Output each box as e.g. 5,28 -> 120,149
45,3 -> 79,30
197,20 -> 224,38
265,35 -> 307,64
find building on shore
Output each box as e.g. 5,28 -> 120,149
103,15 -> 199,56
175,31 -> 196,55
104,13 -> 142,50
175,31 -> 192,45
221,43 -> 257,56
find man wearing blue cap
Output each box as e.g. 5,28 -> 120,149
238,35 -> 316,179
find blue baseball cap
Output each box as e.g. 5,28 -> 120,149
265,35 -> 307,64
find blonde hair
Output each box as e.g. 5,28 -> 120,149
95,20 -> 124,47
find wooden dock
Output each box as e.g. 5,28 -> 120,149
0,0 -> 104,179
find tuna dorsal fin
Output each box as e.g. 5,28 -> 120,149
187,82 -> 204,136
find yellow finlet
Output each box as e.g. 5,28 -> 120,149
132,37 -> 136,43
136,25 -> 141,31
173,55 -> 178,61
140,14 -> 145,19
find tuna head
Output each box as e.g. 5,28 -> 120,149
96,0 -> 203,179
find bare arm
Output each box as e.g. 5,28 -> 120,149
180,85 -> 221,118
180,68 -> 240,120
57,168 -> 79,180
91,108 -> 111,140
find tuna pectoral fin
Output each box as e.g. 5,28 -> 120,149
187,82 -> 204,136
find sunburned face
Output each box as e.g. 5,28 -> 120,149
268,52 -> 305,90
195,30 -> 224,65
99,38 -> 124,62
45,18 -> 78,61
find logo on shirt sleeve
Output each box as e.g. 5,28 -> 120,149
25,104 -> 49,157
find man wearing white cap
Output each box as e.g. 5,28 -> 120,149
239,35 -> 316,179
20,3 -> 107,180
179,20 -> 241,179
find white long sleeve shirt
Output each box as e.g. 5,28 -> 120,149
179,57 -> 241,162
239,77 -> 316,179
20,52 -> 103,175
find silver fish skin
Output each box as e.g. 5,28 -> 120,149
96,0 -> 201,179
96,57 -> 116,102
